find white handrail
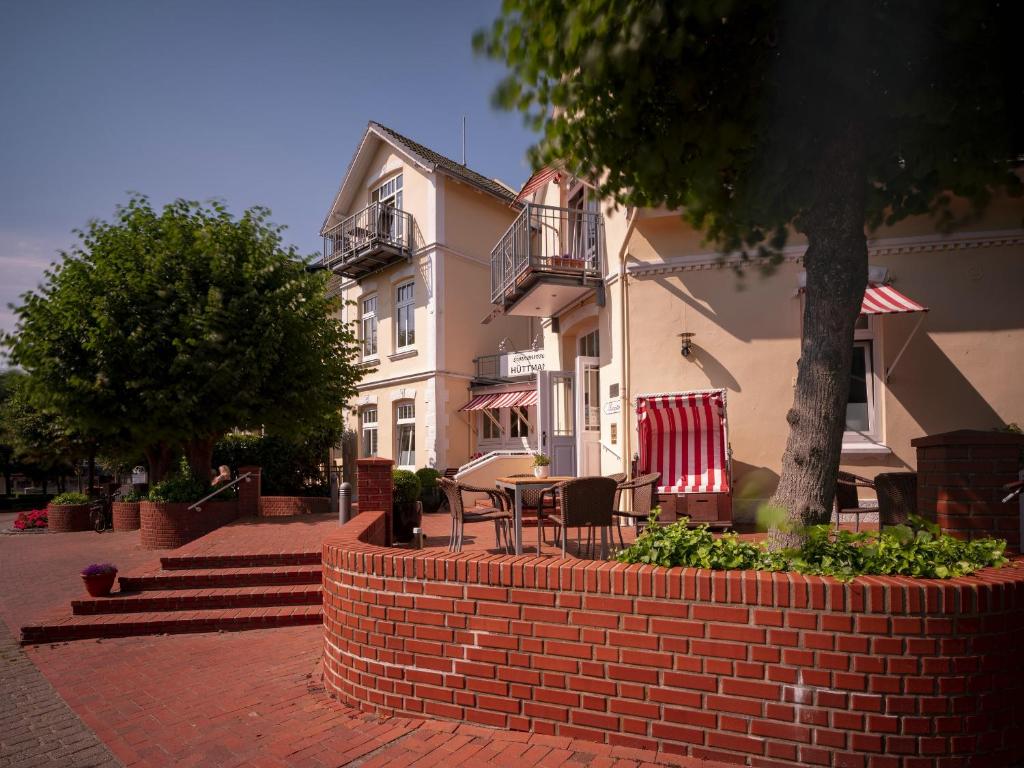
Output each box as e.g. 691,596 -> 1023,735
188,472 -> 253,511
455,450 -> 532,480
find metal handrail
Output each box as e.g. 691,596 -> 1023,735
490,202 -> 603,304
322,201 -> 414,269
188,472 -> 253,511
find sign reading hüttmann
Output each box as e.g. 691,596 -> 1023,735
500,350 -> 546,378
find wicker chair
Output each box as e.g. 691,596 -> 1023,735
540,477 -> 618,558
834,471 -> 876,532
874,472 -> 918,527
438,477 -> 513,553
611,473 -> 661,548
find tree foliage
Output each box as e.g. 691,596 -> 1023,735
477,0 -> 1022,256
213,428 -> 345,496
0,370 -> 81,487
5,196 -> 361,481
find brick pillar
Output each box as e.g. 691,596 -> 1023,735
238,465 -> 262,517
357,457 -> 394,546
913,430 -> 1023,551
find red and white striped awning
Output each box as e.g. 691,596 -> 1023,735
515,166 -> 560,203
636,389 -> 730,494
460,389 -> 538,411
860,283 -> 928,315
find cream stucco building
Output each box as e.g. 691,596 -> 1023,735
321,122 -> 539,473
474,169 -> 1024,522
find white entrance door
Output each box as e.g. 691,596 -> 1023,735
537,370 -> 576,477
575,356 -> 601,476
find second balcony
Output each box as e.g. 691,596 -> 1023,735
490,203 -> 604,317
322,202 -> 414,280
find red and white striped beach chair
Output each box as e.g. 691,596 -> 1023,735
635,389 -> 733,528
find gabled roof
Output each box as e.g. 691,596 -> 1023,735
321,121 -> 517,235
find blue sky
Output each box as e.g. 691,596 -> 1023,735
0,0 -> 536,343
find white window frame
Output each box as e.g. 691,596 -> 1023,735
360,407 -> 378,458
395,401 -> 416,470
395,281 -> 415,351
477,405 -> 535,451
843,315 -> 886,451
371,173 -> 403,208
361,295 -> 378,360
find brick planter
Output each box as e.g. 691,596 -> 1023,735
139,500 -> 238,549
323,510 -> 1024,767
47,503 -> 91,533
258,496 -> 329,517
914,429 -> 1024,551
111,501 -> 141,531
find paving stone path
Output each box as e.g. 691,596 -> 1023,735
0,622 -> 121,768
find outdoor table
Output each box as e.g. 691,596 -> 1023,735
494,475 -> 575,555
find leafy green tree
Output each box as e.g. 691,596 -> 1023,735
5,196 -> 361,483
477,0 -> 1023,544
0,370 -> 82,492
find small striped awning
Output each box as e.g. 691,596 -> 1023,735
515,166 -> 560,203
860,283 -> 929,315
460,389 -> 539,411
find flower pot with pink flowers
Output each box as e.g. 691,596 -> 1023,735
81,563 -> 118,597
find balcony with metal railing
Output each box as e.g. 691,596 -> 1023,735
490,203 -> 604,316
322,202 -> 414,280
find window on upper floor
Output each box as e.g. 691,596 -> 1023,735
360,407 -> 378,458
372,174 -> 404,245
395,282 -> 415,350
371,174 -> 403,208
395,401 -> 416,469
361,295 -> 378,359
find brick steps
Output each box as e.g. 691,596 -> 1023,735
21,550 -> 324,644
118,563 -> 322,592
21,604 -> 321,644
159,552 -> 322,570
71,584 -> 322,615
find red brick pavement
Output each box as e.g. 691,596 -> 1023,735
4,514 -> 730,768
25,626 -> 724,768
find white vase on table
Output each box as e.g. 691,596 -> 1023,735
533,466 -> 550,479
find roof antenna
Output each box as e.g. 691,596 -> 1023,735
461,115 -> 467,166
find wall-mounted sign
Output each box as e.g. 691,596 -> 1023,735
603,399 -> 622,415
500,350 -> 546,378
131,465 -> 147,484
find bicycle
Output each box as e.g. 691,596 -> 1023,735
89,490 -> 118,533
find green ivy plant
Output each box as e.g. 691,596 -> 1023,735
147,458 -> 208,504
617,512 -> 1007,581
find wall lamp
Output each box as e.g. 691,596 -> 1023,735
679,332 -> 695,358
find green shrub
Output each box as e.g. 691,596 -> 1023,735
415,468 -> 441,491
50,492 -> 89,506
392,470 -> 422,505
616,513 -> 1007,581
148,458 -> 207,504
213,430 -> 339,496
120,490 -> 142,503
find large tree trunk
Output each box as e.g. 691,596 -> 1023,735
184,436 -> 218,482
768,123 -> 868,549
144,442 -> 174,485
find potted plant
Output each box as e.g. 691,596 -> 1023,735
392,470 -> 423,543
81,563 -> 118,597
532,453 -> 551,479
416,468 -> 443,514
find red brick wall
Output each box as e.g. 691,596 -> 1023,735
139,501 -> 238,549
914,430 -> 1024,551
323,511 -> 1024,768
356,457 -> 393,546
238,466 -> 262,517
258,496 -> 329,517
112,501 -> 141,531
47,503 -> 92,533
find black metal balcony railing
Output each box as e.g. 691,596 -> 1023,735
322,202 -> 414,279
490,203 -> 603,306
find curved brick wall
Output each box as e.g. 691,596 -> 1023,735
47,503 -> 92,533
323,511 -> 1024,767
259,496 -> 329,517
112,501 -> 141,531
139,501 -> 238,549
